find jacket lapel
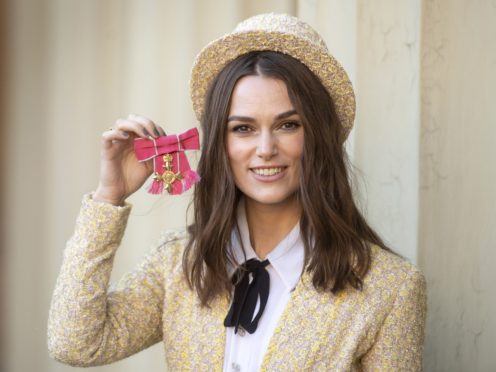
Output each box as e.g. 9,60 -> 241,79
192,294 -> 230,371
260,272 -> 345,370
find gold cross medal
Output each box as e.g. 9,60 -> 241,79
153,154 -> 183,193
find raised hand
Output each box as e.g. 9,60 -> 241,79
93,114 -> 166,206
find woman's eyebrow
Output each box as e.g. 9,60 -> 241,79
227,109 -> 297,123
227,115 -> 255,123
275,109 -> 297,120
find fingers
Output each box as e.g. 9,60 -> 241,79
101,128 -> 130,149
103,114 -> 167,149
107,115 -> 167,138
127,113 -> 167,137
111,118 -> 152,139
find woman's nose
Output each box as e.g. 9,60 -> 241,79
256,131 -> 277,159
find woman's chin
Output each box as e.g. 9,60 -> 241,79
244,191 -> 299,208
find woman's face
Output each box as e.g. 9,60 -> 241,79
226,75 -> 304,208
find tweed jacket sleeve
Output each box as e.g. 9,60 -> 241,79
47,194 -> 173,367
360,267 -> 427,371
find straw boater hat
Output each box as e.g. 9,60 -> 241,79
190,13 -> 356,138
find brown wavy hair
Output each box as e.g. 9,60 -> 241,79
184,51 -> 390,306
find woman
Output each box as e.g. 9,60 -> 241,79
48,13 -> 426,371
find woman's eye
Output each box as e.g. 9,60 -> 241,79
280,121 -> 301,130
232,124 -> 251,133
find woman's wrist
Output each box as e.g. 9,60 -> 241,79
92,189 -> 126,206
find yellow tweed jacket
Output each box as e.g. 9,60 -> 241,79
48,195 -> 427,371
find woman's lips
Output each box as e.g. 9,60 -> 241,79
250,166 -> 287,181
252,167 -> 284,176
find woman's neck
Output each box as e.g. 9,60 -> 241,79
244,195 -> 301,259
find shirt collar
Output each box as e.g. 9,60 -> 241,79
229,199 -> 305,291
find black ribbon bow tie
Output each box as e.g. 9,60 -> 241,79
224,258 -> 270,334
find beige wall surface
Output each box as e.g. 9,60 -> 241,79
354,0 -> 421,263
2,1 -> 495,371
419,0 -> 496,371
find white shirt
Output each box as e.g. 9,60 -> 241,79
223,201 -> 305,372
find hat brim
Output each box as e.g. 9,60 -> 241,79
190,30 -> 355,136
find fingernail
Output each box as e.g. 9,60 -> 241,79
143,128 -> 151,137
122,132 -> 129,138
153,128 -> 160,137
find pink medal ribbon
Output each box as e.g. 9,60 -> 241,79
134,127 -> 201,195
